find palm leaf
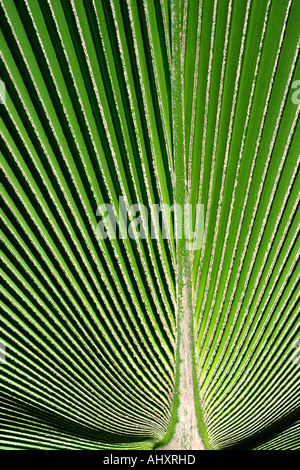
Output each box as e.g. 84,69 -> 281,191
0,0 -> 299,450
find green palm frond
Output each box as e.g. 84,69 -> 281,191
0,0 -> 299,450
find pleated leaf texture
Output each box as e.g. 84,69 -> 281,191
1,0 -> 299,450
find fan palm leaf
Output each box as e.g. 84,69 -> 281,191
0,0 -> 299,450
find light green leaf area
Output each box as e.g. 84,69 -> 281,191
0,0 -> 299,450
